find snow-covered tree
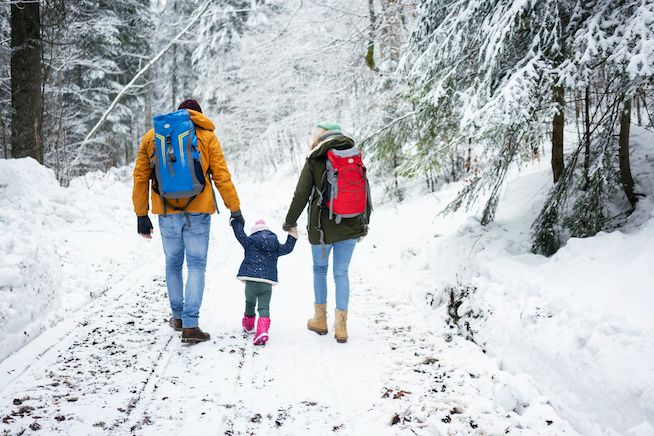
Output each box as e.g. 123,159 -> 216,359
192,0 -> 380,172
40,0 -> 153,181
362,0 -> 654,253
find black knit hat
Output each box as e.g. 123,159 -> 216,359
178,99 -> 202,113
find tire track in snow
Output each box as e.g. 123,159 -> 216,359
0,274 -> 178,435
0,262 -> 160,395
108,334 -> 174,434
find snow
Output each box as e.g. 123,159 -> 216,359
1,127 -> 653,434
383,128 -> 654,434
0,158 -> 579,435
0,158 -> 157,362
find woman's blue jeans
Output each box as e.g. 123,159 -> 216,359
158,213 -> 210,328
311,239 -> 357,311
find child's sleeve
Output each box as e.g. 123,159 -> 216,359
277,235 -> 297,256
230,219 -> 250,248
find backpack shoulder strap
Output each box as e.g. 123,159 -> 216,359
206,168 -> 220,215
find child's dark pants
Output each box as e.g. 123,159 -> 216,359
244,281 -> 273,318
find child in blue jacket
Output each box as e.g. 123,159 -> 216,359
230,218 -> 297,345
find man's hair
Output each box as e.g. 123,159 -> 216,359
178,99 -> 202,113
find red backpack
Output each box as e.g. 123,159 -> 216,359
324,147 -> 369,223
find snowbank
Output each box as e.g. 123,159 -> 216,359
363,130 -> 654,435
0,160 -> 63,361
451,172 -> 654,435
0,158 -> 155,362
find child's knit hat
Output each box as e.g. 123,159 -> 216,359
250,219 -> 268,234
316,122 -> 341,131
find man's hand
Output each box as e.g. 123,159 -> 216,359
231,210 -> 245,225
138,215 -> 153,239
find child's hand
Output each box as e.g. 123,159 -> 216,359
288,227 -> 299,239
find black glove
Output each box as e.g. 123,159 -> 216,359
282,222 -> 294,231
137,215 -> 153,235
231,210 -> 245,225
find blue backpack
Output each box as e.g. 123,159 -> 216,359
151,109 -> 210,215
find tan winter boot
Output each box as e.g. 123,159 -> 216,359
334,309 -> 348,343
307,303 -> 328,335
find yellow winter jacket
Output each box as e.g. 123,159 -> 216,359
132,110 -> 240,216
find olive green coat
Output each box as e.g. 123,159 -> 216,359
285,133 -> 372,245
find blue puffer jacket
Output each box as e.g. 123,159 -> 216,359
231,220 -> 296,285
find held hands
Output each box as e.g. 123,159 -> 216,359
287,227 -> 299,239
230,209 -> 245,225
283,222 -> 298,239
137,215 -> 153,239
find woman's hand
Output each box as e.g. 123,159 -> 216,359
287,227 -> 299,239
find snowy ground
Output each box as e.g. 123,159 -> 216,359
0,160 -> 581,435
3,130 -> 654,435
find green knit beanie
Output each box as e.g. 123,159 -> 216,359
316,122 -> 341,131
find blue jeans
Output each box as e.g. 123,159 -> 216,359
158,213 -> 211,328
311,239 -> 357,311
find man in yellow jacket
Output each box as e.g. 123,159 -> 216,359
132,99 -> 242,343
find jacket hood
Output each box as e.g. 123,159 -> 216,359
249,230 -> 280,252
308,132 -> 355,158
189,109 -> 215,131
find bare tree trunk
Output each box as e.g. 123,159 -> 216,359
619,98 -> 637,208
379,0 -> 402,65
171,44 -> 177,109
171,1 -> 178,109
635,91 -> 642,126
11,0 -> 43,162
393,149 -> 402,201
1,116 -> 7,158
575,91 -> 583,147
62,130 -> 70,186
54,92 -> 67,180
365,0 -> 378,71
144,66 -> 153,130
584,85 -> 591,186
551,86 -> 565,183
465,139 -> 471,173
641,94 -> 653,128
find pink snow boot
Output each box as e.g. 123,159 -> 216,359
242,315 -> 255,333
253,317 -> 271,345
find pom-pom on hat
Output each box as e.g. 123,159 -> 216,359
316,122 -> 341,131
178,99 -> 202,113
250,219 -> 268,234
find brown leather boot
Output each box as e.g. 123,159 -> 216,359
169,317 -> 182,331
334,309 -> 348,343
307,303 -> 328,335
181,327 -> 211,343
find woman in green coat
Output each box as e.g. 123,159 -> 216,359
283,122 -> 371,343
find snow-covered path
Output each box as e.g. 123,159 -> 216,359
0,177 -> 578,435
